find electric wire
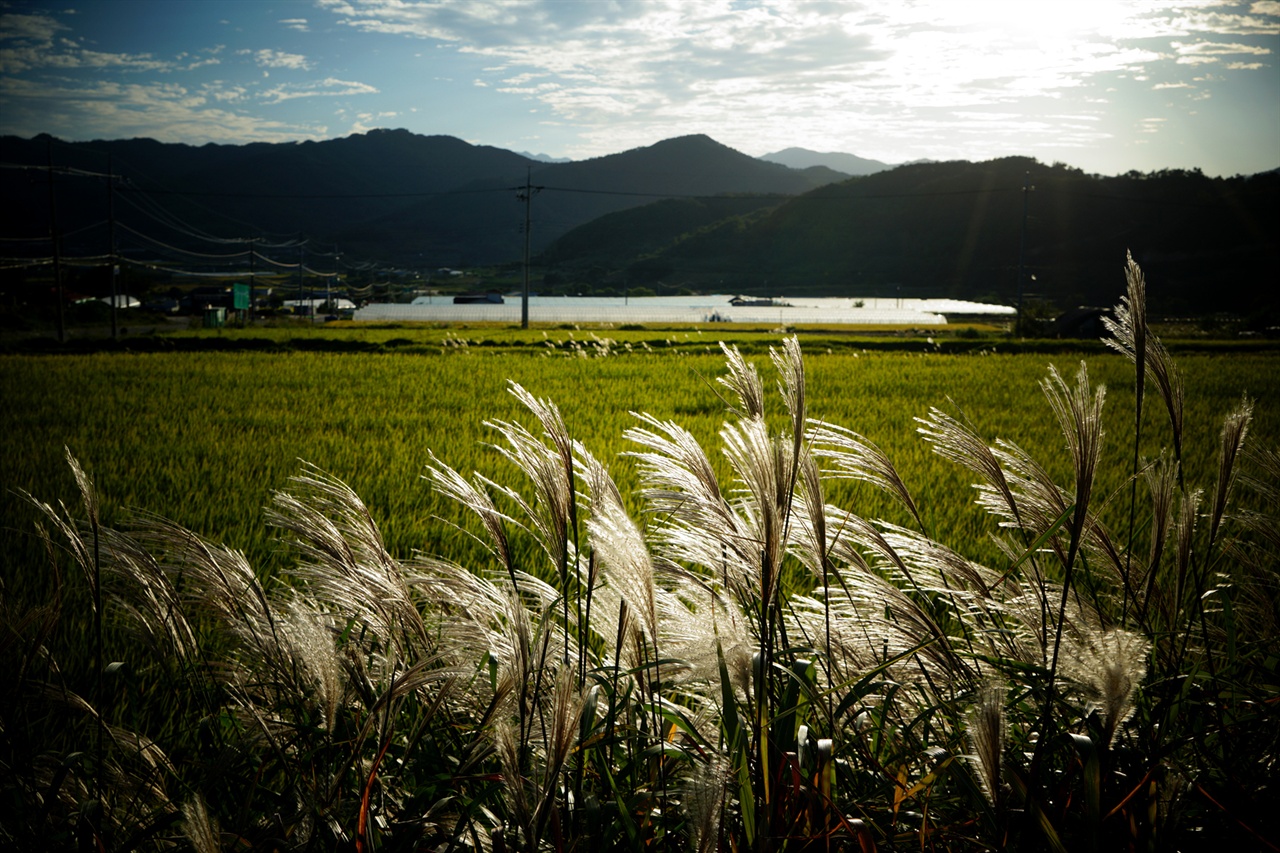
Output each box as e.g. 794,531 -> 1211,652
117,223 -> 251,260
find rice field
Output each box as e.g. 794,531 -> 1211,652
3,344 -> 1274,572
3,298 -> 1279,851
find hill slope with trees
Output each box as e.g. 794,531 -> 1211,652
539,157 -> 1279,315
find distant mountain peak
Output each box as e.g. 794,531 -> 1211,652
760,147 -> 893,176
519,151 -> 572,163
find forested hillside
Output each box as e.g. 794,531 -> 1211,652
540,157 -> 1279,315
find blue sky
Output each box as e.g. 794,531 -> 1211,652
1,0 -> 1277,175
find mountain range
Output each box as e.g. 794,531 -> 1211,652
0,130 -> 840,267
2,129 -> 1276,315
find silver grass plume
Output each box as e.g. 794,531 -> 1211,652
685,754 -> 729,853
412,557 -> 528,674
1141,456 -> 1179,620
1102,251 -> 1148,418
580,448 -> 656,645
1209,396 -> 1253,548
277,599 -> 343,731
1059,627 -> 1150,744
873,522 -> 1031,666
1103,255 -> 1184,469
625,413 -> 762,602
424,451 -> 519,579
659,576 -> 754,696
965,681 -> 1006,806
532,670 -> 585,834
21,495 -> 200,664
1224,447 -> 1280,639
130,516 -> 277,660
917,404 -> 1023,531
718,341 -> 765,419
809,420 -> 923,529
977,436 -> 1070,549
972,432 -> 1125,649
97,524 -> 198,662
22,453 -> 100,598
508,381 -> 576,492
771,335 -> 807,460
493,718 -> 530,835
266,464 -> 427,655
1169,488 -> 1202,641
181,795 -> 221,853
829,513 -> 967,682
1041,362 -> 1109,689
720,414 -> 794,607
794,451 -> 828,577
790,511 -> 962,691
1041,362 -> 1105,560
1238,446 -> 1280,550
484,394 -> 573,575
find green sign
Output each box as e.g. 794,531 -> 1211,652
232,283 -> 250,310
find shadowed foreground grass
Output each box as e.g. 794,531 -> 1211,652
2,258 -> 1277,851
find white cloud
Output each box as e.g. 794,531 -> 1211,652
248,49 -> 312,70
0,12 -> 220,74
0,12 -> 66,45
349,109 -> 400,134
260,77 -> 380,103
1173,40 -> 1273,55
280,18 -> 311,32
0,76 -> 321,142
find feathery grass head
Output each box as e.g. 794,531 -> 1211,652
1210,396 -> 1253,546
917,404 -> 1021,528
965,680 -> 1006,806
1041,362 -> 1105,555
1059,627 -> 1149,744
685,754 -> 729,853
266,464 -> 427,655
810,420 -> 923,529
718,341 -> 765,420
1103,251 -> 1149,404
1105,256 -> 1184,468
581,449 -> 658,647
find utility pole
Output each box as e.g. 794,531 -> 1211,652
248,236 -> 256,325
515,167 -> 542,329
108,153 -> 118,340
1016,171 -> 1032,336
296,237 -> 305,320
46,139 -> 65,342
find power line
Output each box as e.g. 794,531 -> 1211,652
123,185 -> 514,200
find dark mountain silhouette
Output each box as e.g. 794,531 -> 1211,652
0,130 -> 839,269
760,147 -> 893,176
3,131 -> 1275,316
540,157 -> 1280,315
350,134 -> 842,264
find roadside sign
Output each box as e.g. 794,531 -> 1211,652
232,283 -> 250,310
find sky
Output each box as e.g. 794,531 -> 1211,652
1,0 -> 1277,176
